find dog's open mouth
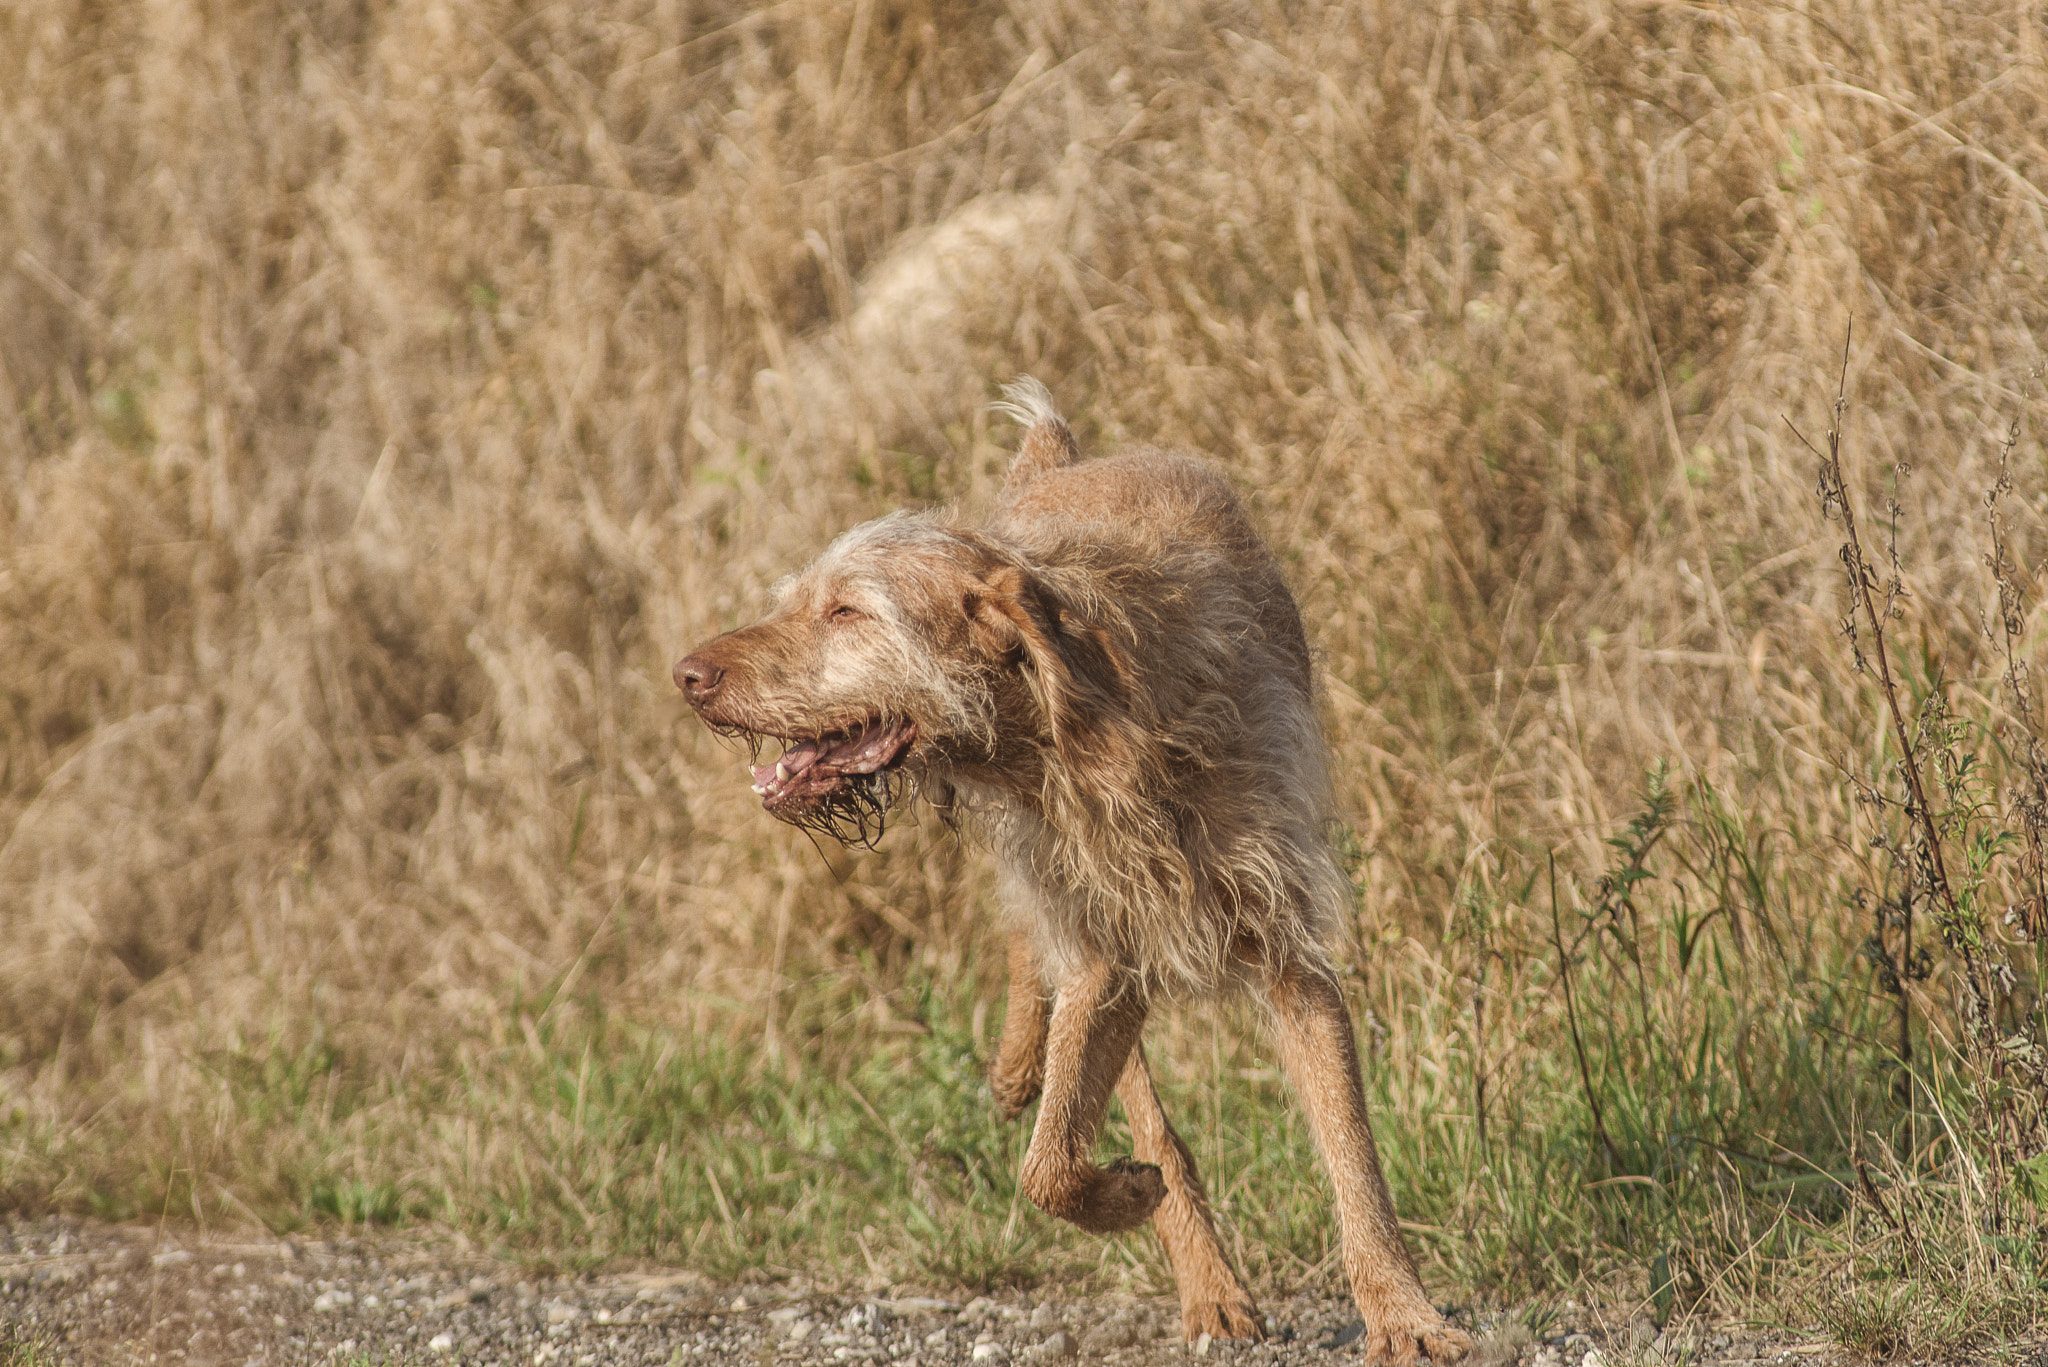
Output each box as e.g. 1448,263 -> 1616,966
748,719 -> 917,817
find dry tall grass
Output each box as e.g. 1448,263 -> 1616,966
3,0 -> 2047,1289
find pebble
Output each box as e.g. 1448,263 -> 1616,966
1081,1318 -> 1142,1351
1023,1330 -> 1076,1362
0,1216 -> 1839,1367
845,1302 -> 889,1334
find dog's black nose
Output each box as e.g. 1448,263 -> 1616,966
673,654 -> 724,706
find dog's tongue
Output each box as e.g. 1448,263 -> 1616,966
749,723 -> 915,806
752,737 -> 827,790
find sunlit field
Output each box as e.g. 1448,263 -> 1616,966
2,0 -> 2045,1353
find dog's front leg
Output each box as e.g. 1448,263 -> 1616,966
991,933 -> 1049,1119
1264,963 -> 1471,1367
1017,956 -> 1163,1234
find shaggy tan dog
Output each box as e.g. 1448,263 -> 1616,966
673,381 -> 1469,1365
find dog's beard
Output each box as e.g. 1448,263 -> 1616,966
725,718 -> 919,850
778,765 -> 914,849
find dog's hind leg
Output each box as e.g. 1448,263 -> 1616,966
1116,1044 -> 1261,1341
1017,957 -> 1163,1235
991,933 -> 1049,1120
1263,962 -> 1471,1367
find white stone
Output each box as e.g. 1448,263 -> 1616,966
429,1332 -> 455,1352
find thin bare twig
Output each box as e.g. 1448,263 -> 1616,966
1550,852 -> 1619,1173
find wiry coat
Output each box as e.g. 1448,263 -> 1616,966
971,391 -> 1348,1000
674,380 -> 1469,1366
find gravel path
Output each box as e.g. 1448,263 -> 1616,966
0,1215 -> 1960,1367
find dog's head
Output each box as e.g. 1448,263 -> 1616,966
674,512 -> 1075,843
675,507 -> 1156,845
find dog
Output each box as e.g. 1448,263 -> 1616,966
673,379 -> 1470,1365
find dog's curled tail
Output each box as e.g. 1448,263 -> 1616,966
995,376 -> 1081,487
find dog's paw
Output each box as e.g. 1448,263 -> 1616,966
989,1067 -> 1041,1120
1417,1325 -> 1474,1365
1082,1156 -> 1166,1233
1181,1295 -> 1262,1341
1022,1156 -> 1163,1234
1359,1305 -> 1472,1367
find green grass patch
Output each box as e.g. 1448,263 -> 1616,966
0,781 -> 2041,1342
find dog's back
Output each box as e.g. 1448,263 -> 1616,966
994,447 -> 1313,697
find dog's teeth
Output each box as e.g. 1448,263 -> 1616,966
751,783 -> 767,795
775,760 -> 790,782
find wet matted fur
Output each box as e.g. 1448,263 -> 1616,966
674,380 -> 1470,1365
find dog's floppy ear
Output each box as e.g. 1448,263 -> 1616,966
965,560 -> 1157,800
965,563 -> 1114,740
963,552 -> 1190,918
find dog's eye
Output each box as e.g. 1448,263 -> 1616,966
828,604 -> 864,623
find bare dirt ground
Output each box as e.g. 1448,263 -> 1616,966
4,1215 -> 1995,1367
